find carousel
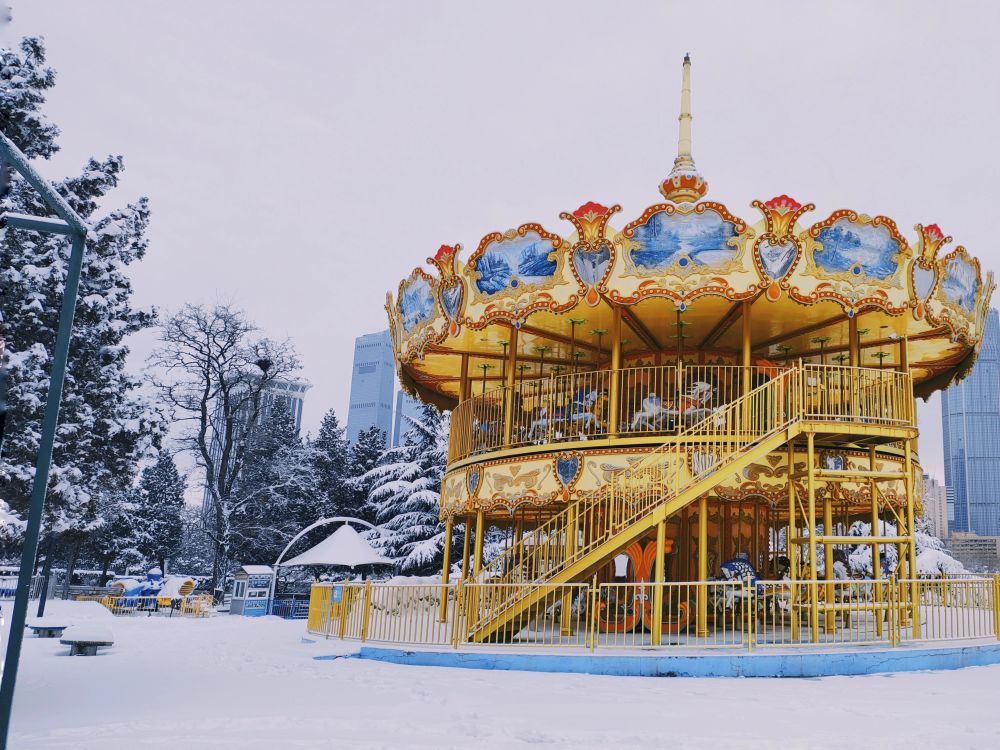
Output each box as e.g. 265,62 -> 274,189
384,56 -> 994,646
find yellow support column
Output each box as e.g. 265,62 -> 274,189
439,516 -> 453,623
608,306 -> 623,438
458,353 -> 470,403
502,327 -> 519,446
806,432 -> 820,642
460,515 -> 471,583
651,519 -> 666,646
741,299 -> 752,395
697,495 -> 709,638
787,439 -> 799,641
848,316 -> 859,367
560,503 -> 577,637
823,493 -> 835,631
869,447 -> 883,637
904,438 -> 920,638
473,510 -> 485,576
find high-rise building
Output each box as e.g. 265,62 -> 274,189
922,473 -> 948,540
941,308 -> 1000,536
392,390 -> 424,447
346,330 -> 396,443
202,377 -> 311,511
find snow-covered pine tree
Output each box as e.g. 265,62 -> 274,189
228,401 -> 318,565
311,409 -> 351,517
132,452 -> 187,573
0,37 -> 165,573
346,425 -> 386,524
0,37 -> 59,159
364,403 -> 457,575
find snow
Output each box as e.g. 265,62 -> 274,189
3,600 -> 1000,748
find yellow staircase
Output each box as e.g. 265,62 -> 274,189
466,368 -> 806,641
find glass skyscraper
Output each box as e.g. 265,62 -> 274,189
392,390 -> 424,447
941,308 -> 1000,536
346,330 -> 396,443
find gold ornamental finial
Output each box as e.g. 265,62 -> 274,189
659,53 -> 708,203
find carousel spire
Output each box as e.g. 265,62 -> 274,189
659,53 -> 709,203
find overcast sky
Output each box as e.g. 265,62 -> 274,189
5,0 -> 1000,481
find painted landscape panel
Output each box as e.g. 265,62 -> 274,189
474,231 -> 558,294
940,255 -> 979,312
628,211 -> 738,272
400,275 -> 436,332
813,219 -> 900,280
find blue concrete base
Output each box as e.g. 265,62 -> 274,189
328,642 -> 1000,678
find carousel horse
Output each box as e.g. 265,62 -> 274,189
719,557 -> 760,611
630,381 -> 717,431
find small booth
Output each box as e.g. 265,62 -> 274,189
230,565 -> 274,617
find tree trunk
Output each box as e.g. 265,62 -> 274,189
61,537 -> 81,600
159,556 -> 167,576
36,535 -> 56,618
99,556 -> 111,587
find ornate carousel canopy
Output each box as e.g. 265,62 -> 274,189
386,56 -> 994,408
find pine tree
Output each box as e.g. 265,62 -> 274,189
312,409 -> 351,516
0,37 -> 59,159
363,404 -> 454,575
346,425 -> 385,523
133,452 -> 187,572
0,36 -> 165,566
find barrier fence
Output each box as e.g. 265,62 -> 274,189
76,593 -> 215,618
307,575 -> 1000,652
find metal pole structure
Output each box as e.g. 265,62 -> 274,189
0,132 -> 91,747
0,231 -> 86,744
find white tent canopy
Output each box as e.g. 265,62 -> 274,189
278,523 -> 394,569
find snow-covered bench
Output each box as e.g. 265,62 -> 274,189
60,626 -> 114,656
26,621 -> 68,639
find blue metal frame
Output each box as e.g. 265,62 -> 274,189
0,130 -> 89,748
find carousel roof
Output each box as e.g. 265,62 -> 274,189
386,56 -> 994,408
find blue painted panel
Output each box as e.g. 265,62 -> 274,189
474,232 -> 558,294
629,211 -> 738,271
940,255 -> 979,312
813,218 -> 900,280
400,276 -> 435,332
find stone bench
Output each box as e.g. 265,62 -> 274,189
26,622 -> 68,639
60,626 -> 114,656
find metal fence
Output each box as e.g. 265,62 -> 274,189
76,593 -> 215,618
307,575 -> 1000,652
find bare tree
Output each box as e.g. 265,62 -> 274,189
149,304 -> 299,596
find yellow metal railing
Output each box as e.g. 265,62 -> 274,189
449,363 -> 913,463
306,575 -> 1000,651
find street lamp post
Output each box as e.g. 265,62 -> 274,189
0,131 -> 90,746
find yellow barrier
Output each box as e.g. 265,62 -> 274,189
306,575 -> 1000,652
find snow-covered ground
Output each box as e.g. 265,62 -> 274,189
3,600 -> 1000,749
